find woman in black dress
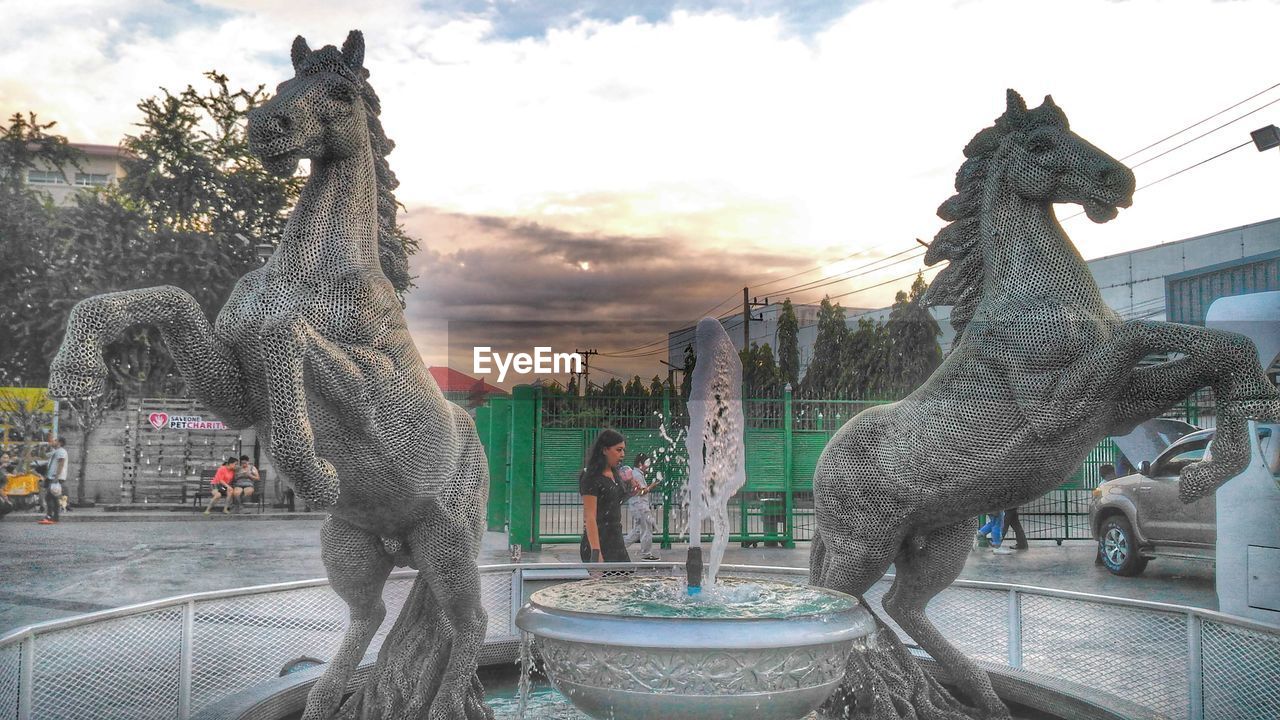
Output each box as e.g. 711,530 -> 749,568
578,429 -> 630,563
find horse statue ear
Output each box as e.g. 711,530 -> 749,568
1005,89 -> 1027,116
291,36 -> 310,72
342,30 -> 365,70
1042,94 -> 1059,109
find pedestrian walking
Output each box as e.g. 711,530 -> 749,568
1003,506 -> 1029,549
978,510 -> 1012,555
204,457 -> 237,515
38,437 -> 67,525
622,453 -> 661,561
578,429 -> 630,564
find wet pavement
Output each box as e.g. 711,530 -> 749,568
0,506 -> 1216,636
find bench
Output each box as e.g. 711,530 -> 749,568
131,477 -> 194,505
190,468 -> 266,513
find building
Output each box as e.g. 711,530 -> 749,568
671,216 -> 1280,380
428,367 -> 507,409
23,143 -> 126,205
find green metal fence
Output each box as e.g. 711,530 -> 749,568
475,386 -> 1210,550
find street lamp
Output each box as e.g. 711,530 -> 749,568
1251,125 -> 1280,152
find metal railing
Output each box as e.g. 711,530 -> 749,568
2,563 -> 1278,720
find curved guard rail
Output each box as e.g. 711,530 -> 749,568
1,563 -> 1277,720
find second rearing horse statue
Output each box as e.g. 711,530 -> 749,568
49,31 -> 493,720
811,90 -> 1280,720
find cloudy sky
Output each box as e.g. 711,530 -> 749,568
7,0 -> 1280,387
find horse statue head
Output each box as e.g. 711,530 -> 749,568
247,30 -> 410,291
925,90 -> 1137,332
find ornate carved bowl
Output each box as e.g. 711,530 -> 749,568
515,576 -> 874,720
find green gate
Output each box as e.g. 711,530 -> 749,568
482,386 -> 1209,550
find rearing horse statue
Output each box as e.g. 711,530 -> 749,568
49,31 -> 492,720
811,91 -> 1280,720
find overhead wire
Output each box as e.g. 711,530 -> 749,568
601,82 -> 1280,366
1119,80 -> 1280,162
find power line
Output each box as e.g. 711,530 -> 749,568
1120,80 -> 1280,162
599,84 -> 1280,367
745,238 -> 902,291
1129,95 -> 1280,170
778,250 -> 927,305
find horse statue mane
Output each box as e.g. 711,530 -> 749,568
50,30 -> 493,720
289,32 -> 411,292
924,90 -> 1071,334
811,89 -> 1279,720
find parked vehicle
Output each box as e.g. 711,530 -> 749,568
1089,429 -> 1217,576
1089,425 -> 1278,576
0,470 -> 43,517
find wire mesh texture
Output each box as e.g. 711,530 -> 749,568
1201,618 -> 1280,720
1020,593 -> 1189,718
0,641 -> 21,719
31,608 -> 184,720
3,564 -> 1279,720
190,587 -> 348,715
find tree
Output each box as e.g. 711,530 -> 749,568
0,114 -> 83,386
841,317 -> 889,398
777,298 -> 800,389
800,296 -> 846,399
0,388 -> 55,474
649,375 -> 665,397
7,73 -> 304,397
601,378 -> 625,397
740,342 -> 782,398
62,396 -> 107,504
680,343 -> 696,399
885,273 -> 942,397
624,375 -> 648,397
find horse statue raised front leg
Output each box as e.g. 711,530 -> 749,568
811,90 -> 1280,720
49,31 -> 493,720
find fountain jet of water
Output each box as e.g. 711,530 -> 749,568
684,317 -> 746,589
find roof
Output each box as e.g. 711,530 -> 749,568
427,367 -> 505,394
69,143 -> 129,158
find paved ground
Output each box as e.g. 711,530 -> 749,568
0,506 -> 1217,636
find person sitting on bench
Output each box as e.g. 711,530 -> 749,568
204,457 -> 237,515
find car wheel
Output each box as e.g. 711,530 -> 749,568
1099,515 -> 1148,577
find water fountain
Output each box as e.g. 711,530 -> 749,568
516,318 -> 875,720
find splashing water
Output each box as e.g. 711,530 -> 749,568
685,317 -> 746,588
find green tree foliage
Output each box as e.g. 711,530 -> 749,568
841,317 -> 889,398
649,374 -> 665,397
680,343 -> 695,399
793,277 -> 940,401
0,114 -> 82,385
4,73 -> 304,398
799,296 -> 846,398
884,273 -> 942,397
623,375 -> 648,397
740,342 -> 782,398
776,298 -> 800,389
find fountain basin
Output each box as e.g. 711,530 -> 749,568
514,576 -> 875,720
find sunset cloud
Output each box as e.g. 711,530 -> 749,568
6,0 -> 1280,381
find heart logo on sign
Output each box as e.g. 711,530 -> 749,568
148,412 -> 169,430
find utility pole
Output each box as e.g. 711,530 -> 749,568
739,288 -> 770,352
658,359 -> 681,390
574,348 -> 598,396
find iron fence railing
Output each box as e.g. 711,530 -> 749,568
481,386 -> 1209,550
2,563 -> 1276,720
